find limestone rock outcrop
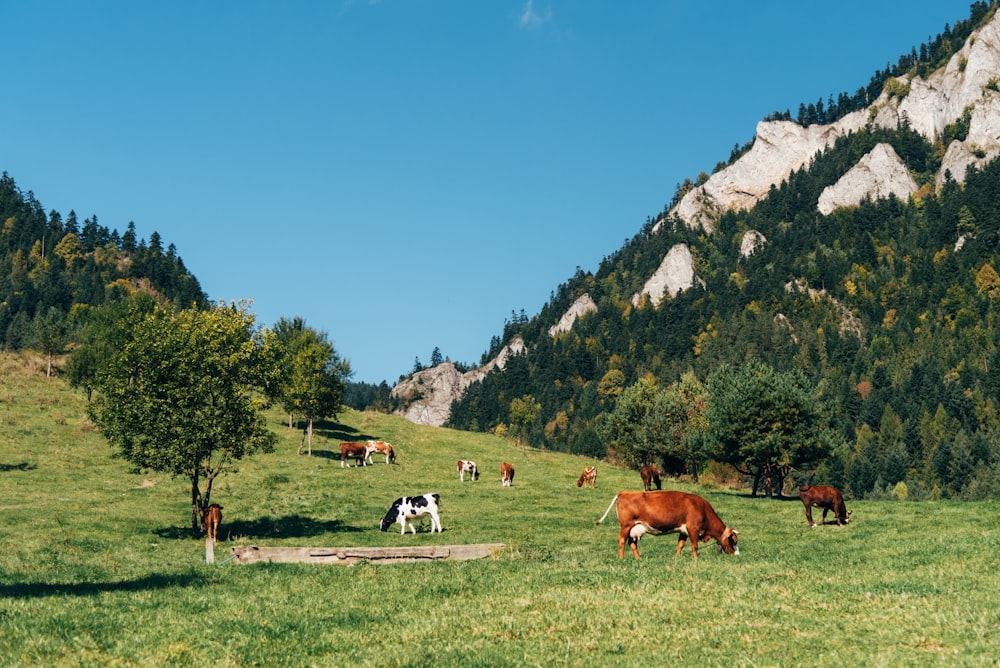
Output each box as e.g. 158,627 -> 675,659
548,294 -> 598,336
391,336 -> 525,427
817,143 -> 918,215
632,244 -> 696,307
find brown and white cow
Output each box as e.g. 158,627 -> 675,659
640,465 -> 661,491
457,460 -> 479,482
500,462 -> 515,487
365,440 -> 396,465
201,503 -> 223,542
340,442 -> 369,468
798,485 -> 851,526
596,490 -> 739,559
577,466 -> 597,488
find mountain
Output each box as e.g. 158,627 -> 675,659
393,4 -> 1000,499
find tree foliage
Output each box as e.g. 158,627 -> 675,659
88,300 -> 277,533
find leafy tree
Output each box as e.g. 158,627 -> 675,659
431,346 -> 444,367
648,371 -> 710,481
508,395 -> 541,445
707,360 -> 838,497
599,375 -> 660,467
271,317 -> 352,455
88,300 -> 277,533
31,307 -> 69,377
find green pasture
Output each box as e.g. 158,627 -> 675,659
1,352 -> 998,667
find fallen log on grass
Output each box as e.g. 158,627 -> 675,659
230,543 -> 505,565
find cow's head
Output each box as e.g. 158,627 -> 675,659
717,528 -> 739,555
379,505 -> 399,532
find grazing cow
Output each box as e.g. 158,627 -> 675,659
500,462 -> 515,487
577,466 -> 597,488
340,442 -> 369,468
365,440 -> 396,465
379,493 -> 442,534
596,490 -> 739,560
798,485 -> 851,526
457,460 -> 479,482
201,503 -> 223,541
640,465 -> 661,491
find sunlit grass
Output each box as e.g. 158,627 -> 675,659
0,351 -> 998,666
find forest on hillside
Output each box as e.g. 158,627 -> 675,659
446,3 -> 1000,501
0,172 -> 207,354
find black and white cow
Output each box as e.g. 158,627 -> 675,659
379,493 -> 443,534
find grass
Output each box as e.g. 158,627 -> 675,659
1,351 -> 998,666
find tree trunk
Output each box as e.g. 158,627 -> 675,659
190,473 -> 202,534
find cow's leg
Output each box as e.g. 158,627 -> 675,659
821,507 -> 830,525
804,503 -> 815,526
618,526 -> 633,559
431,511 -> 442,533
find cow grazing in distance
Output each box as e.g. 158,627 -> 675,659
500,462 -> 515,487
596,490 -> 739,560
457,460 -> 479,482
799,485 -> 851,526
365,440 -> 396,465
201,504 -> 223,541
640,465 -> 661,491
577,466 -> 597,488
340,442 -> 369,468
379,494 -> 442,534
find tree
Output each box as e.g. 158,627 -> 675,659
271,317 -> 352,455
707,360 -> 838,498
88,300 -> 277,533
648,371 -> 710,481
31,307 -> 69,377
430,346 -> 444,367
599,375 -> 660,467
508,395 -> 541,445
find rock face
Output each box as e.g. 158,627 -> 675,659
740,230 -> 767,258
817,143 -> 919,215
661,10 -> 1000,234
548,294 -> 598,336
632,244 -> 696,307
391,336 -> 525,427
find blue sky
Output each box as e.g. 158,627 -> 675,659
1,1 -> 970,383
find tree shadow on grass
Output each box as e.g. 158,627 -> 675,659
0,462 -> 37,472
0,572 -> 206,599
153,514 -> 364,541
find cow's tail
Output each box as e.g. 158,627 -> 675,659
595,494 -> 620,526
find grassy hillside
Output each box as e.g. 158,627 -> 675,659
1,352 -> 998,666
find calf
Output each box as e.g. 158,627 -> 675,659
798,485 -> 851,526
597,490 -> 739,559
340,442 -> 368,468
201,503 -> 223,541
640,465 -> 661,491
457,460 -> 479,482
577,466 -> 597,488
500,462 -> 515,487
365,440 -> 396,464
379,493 -> 442,534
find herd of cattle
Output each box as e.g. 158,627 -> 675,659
203,438 -> 853,558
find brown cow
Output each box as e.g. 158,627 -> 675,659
799,485 -> 850,526
365,440 -> 396,464
201,503 -> 223,541
596,490 -> 739,559
640,465 -> 661,491
457,460 -> 478,482
340,442 -> 369,468
577,466 -> 597,488
500,462 -> 515,487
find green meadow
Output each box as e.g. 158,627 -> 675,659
1,351 -> 998,667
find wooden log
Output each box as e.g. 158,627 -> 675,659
230,543 -> 505,565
